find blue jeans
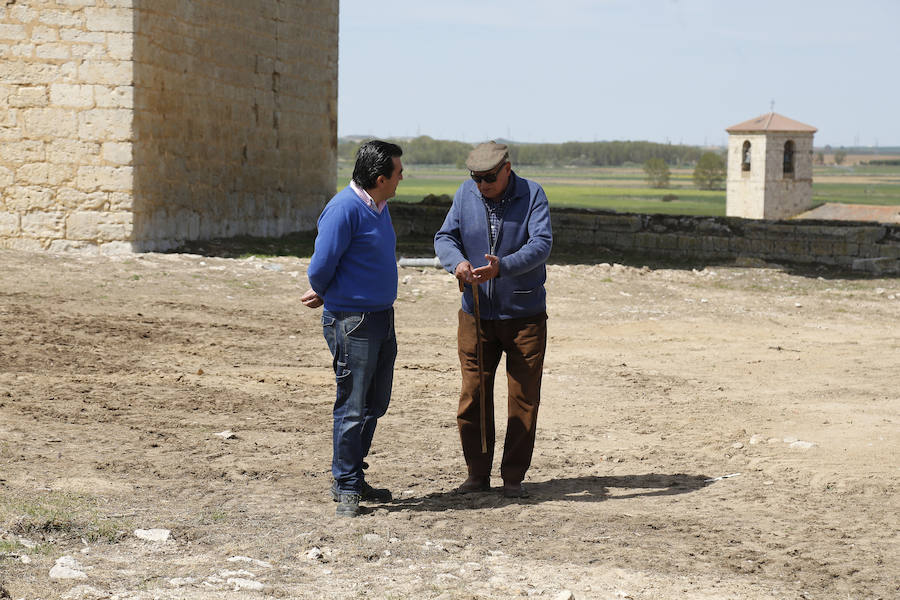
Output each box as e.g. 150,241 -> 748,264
322,308 -> 396,494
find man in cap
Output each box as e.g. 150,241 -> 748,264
301,140 -> 404,517
434,141 -> 552,498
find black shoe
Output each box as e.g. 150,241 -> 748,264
502,482 -> 529,498
335,493 -> 361,518
455,475 -> 491,494
331,480 -> 393,503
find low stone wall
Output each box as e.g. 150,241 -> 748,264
389,203 -> 900,274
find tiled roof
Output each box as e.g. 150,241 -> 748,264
726,112 -> 817,133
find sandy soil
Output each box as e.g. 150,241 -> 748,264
0,247 -> 898,600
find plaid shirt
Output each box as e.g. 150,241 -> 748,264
482,195 -> 510,249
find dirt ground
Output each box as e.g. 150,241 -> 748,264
0,247 -> 898,600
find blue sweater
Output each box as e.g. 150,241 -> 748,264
307,186 -> 398,312
434,172 -> 552,320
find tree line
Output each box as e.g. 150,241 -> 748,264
339,136 -> 706,168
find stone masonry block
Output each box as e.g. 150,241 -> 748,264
39,10 -> 85,28
84,8 -> 134,32
48,139 -> 101,164
5,186 -> 53,211
71,44 -> 108,60
56,0 -> 99,7
106,33 -> 133,60
57,187 -> 107,209
78,108 -> 132,141
78,60 -> 133,85
36,43 -> 71,60
48,239 -> 100,254
8,5 -> 38,23
9,86 -> 48,108
101,141 -> 132,164
0,140 -> 46,163
32,26 -> 59,43
22,210 -> 66,235
60,29 -> 106,44
0,237 -> 45,252
94,85 -> 133,108
0,211 -> 20,235
66,210 -> 132,241
16,162 -> 73,186
0,24 -> 28,41
76,165 -> 132,192
0,166 -> 13,188
22,108 -> 78,137
50,83 -> 94,107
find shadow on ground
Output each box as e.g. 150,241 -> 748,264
369,473 -> 711,514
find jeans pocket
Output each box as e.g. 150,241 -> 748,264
345,313 -> 367,338
335,360 -> 352,399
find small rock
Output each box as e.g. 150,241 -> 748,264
306,547 -> 323,561
228,578 -> 265,592
50,556 -> 88,580
214,430 -> 236,440
783,436 -> 798,444
20,555 -> 31,564
168,577 -> 197,587
789,440 -> 816,450
219,569 -> 254,578
402,275 -> 412,284
362,533 -> 381,543
749,434 -> 765,445
556,591 -> 576,600
732,442 -> 744,449
228,556 -> 273,568
134,528 -> 171,542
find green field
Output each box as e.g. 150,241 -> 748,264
338,163 -> 900,217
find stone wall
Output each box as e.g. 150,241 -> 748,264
0,0 -> 135,253
390,204 -> 900,274
131,0 -> 337,251
0,0 -> 338,253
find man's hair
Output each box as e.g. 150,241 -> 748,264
352,140 -> 403,189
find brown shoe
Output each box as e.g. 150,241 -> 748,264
502,482 -> 529,498
455,475 -> 490,494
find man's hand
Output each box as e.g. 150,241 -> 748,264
301,288 -> 324,308
472,254 -> 499,282
454,260 -> 475,284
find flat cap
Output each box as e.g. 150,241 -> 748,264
466,141 -> 509,172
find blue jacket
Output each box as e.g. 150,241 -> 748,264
308,186 -> 398,312
434,172 -> 552,320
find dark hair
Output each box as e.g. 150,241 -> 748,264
352,140 -> 403,189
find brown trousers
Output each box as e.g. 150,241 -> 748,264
456,309 -> 547,484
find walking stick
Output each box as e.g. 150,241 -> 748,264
459,279 -> 488,454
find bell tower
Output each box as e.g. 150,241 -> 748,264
725,113 -> 817,220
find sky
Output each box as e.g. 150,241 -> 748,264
338,0 -> 900,148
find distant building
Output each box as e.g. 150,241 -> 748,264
725,113 -> 816,220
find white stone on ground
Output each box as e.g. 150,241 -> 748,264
134,528 -> 171,542
49,555 -> 88,579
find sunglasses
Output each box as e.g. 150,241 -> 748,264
470,161 -> 507,184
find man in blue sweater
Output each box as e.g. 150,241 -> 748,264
301,140 -> 403,517
434,141 -> 552,498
